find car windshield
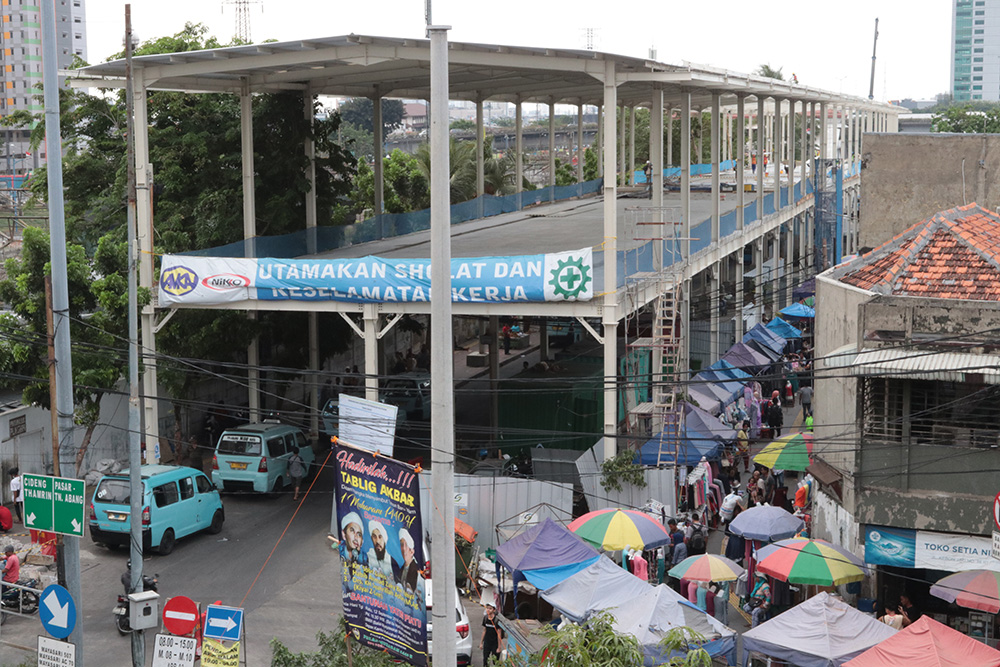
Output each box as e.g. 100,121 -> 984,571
218,433 -> 262,456
322,400 -> 338,416
93,478 -> 132,504
383,379 -> 427,399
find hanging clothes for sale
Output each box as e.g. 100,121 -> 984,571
631,551 -> 648,581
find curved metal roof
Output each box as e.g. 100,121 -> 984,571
71,33 -> 892,111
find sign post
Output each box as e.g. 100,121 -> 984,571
23,473 -> 85,537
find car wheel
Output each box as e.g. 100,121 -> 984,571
269,477 -> 284,499
157,529 -> 176,556
207,509 -> 224,534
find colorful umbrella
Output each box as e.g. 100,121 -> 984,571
753,432 -> 814,471
668,553 -> 745,582
756,537 -> 865,586
568,509 -> 672,551
728,505 -> 805,542
930,569 -> 1000,613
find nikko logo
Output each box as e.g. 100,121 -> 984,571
160,266 -> 199,296
202,273 -> 251,291
547,256 -> 592,300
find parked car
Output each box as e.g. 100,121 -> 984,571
426,585 -> 472,666
321,398 -> 339,437
211,422 -> 315,494
89,465 -> 224,555
381,373 -> 431,421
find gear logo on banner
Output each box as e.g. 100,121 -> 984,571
545,251 -> 592,301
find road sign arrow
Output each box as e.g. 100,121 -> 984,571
208,616 -> 237,632
70,518 -> 80,532
25,512 -> 35,525
43,590 -> 69,628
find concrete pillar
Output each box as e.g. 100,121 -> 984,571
596,104 -> 603,177
577,102 -> 585,183
304,89 -> 319,436
788,99 -> 796,200
819,102 -> 828,170
629,105 -> 636,186
772,98 -> 782,213
681,92 -> 691,258
619,103 -> 627,186
711,92 -> 720,243
476,95 -> 485,198
240,83 -> 260,421
680,278 -> 692,376
602,61 -> 619,462
769,231 -> 779,318
737,244 -> 746,335
737,95 -> 745,230
754,237 -> 764,324
363,305 -> 379,401
548,99 -> 556,199
709,264 -> 720,361
651,85 -> 664,269
785,220 -> 794,306
667,108 -> 674,167
515,98 -> 523,206
756,96 -> 765,220
799,99 -> 807,195
373,90 -> 384,229
695,108 -> 703,165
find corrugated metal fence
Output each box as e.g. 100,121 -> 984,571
576,440 -> 676,516
417,471 -> 573,551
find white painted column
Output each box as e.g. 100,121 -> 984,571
737,244 -> 746,335
628,105 -> 636,186
681,92 -> 692,258
577,102 -> 585,183
785,219 -> 794,306
651,86 -> 664,211
596,104 -> 603,177
709,263 -> 720,361
515,97 -> 523,206
476,95 -> 485,198
756,96 -> 765,220
799,99 -> 807,194
711,92 -> 720,243
602,61 -> 619,462
769,231 -> 779,318
363,305 -> 379,401
548,99 -> 556,199
667,108 -> 674,167
619,103 -> 627,186
135,80 -> 160,461
373,90 -> 384,228
754,237 -> 764,323
788,99 -> 796,201
772,98 -> 782,212
737,95 -> 745,229
240,82 -> 260,421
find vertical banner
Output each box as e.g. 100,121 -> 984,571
334,443 -> 426,665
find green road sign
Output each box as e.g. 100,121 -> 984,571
22,473 -> 85,537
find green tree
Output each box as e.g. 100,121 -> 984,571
351,149 -> 430,214
414,137 -> 518,203
450,119 -> 476,131
755,64 -> 784,80
338,97 -> 406,136
270,621 -> 399,667
0,228 -> 146,474
931,105 -> 1000,132
554,158 -> 576,186
583,147 -> 599,181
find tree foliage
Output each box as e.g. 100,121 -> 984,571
931,105 -> 1000,133
755,64 -> 784,81
351,149 -> 429,214
270,621 -> 399,667
338,97 -> 406,136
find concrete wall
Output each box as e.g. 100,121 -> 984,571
856,486 -> 993,536
813,273 -> 872,517
859,133 -> 1000,249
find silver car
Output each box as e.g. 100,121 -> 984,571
426,585 -> 472,666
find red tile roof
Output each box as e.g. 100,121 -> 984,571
840,203 -> 1000,300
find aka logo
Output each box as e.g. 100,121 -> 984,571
160,265 -> 199,296
202,273 -> 251,291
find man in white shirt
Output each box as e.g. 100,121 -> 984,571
8,468 -> 21,523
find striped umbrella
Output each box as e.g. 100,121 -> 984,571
756,537 -> 865,586
930,569 -> 1000,613
668,553 -> 744,582
753,432 -> 814,471
568,509 -> 672,551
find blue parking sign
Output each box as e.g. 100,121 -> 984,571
203,604 -> 243,642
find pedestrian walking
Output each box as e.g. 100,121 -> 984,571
798,384 -> 813,417
502,324 -> 512,355
737,420 -> 750,472
8,467 -> 21,523
288,447 -> 306,501
480,604 -> 504,665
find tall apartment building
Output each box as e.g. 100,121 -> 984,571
951,0 -> 1000,102
0,0 -> 86,175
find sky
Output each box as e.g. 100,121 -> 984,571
84,0 -> 952,102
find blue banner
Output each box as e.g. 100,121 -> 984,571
158,248 -> 594,307
864,526 -> 917,568
334,444 -> 426,665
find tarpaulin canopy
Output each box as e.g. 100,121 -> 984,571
686,385 -> 722,415
793,277 -> 816,303
637,402 -> 736,466
495,518 -> 600,596
540,557 -> 737,665
766,317 -> 802,339
707,359 -> 754,380
744,323 -> 787,356
722,342 -> 773,374
780,302 -> 816,319
843,615 -> 1000,667
693,368 -> 747,405
745,337 -> 784,362
743,592 -> 897,667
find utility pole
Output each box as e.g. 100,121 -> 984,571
868,18 -> 879,101
40,0 -> 82,662
124,7 -> 146,665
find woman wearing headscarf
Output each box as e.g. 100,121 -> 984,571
744,572 -> 771,627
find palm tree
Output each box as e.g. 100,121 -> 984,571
755,64 -> 784,81
415,137 -> 518,202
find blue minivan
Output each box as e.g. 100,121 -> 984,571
89,465 -> 224,555
211,422 -> 316,494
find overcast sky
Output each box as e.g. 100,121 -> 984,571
84,0 -> 951,102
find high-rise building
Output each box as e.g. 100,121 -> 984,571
951,0 -> 1000,102
0,0 -> 86,175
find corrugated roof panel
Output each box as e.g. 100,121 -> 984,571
851,347 -> 1000,384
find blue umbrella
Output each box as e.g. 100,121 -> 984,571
728,505 -> 804,542
780,302 -> 816,319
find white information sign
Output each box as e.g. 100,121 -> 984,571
337,393 -> 398,456
37,636 -> 75,667
152,633 -> 197,667
992,531 -> 1000,562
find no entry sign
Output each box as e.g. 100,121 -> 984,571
162,596 -> 199,636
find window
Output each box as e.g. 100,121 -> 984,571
196,475 -> 213,494
976,9 -> 985,14
975,48 -> 984,52
975,57 -> 983,62
153,482 -> 179,508
974,66 -> 983,71
267,436 -> 285,457
976,38 -> 984,43
179,477 -> 194,500
973,85 -> 983,89
976,28 -> 984,33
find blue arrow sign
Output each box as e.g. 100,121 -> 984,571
39,584 -> 76,639
203,604 -> 243,642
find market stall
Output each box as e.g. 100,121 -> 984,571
843,615 -> 1000,666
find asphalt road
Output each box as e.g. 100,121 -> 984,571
1,460 -> 342,666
